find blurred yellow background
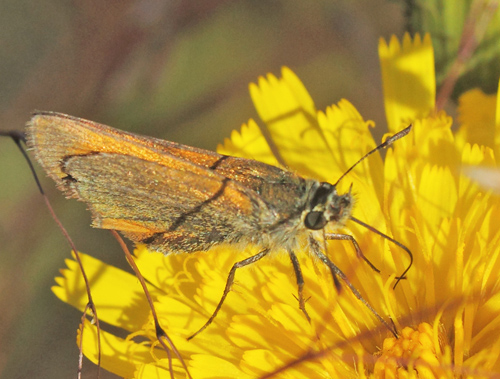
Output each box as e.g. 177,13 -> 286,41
0,1 -> 405,378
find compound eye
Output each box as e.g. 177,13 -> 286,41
304,211 -> 327,230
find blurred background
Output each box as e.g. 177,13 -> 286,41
1,1 -> 495,378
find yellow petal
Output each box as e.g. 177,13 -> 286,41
189,355 -> 251,379
52,252 -> 162,331
78,319 -> 154,378
248,67 -> 336,180
456,88 -> 497,150
216,119 -> 278,166
379,33 -> 436,132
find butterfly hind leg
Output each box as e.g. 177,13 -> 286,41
188,247 -> 271,340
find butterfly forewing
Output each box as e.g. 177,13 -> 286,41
27,112 -> 222,192
27,112 -> 310,254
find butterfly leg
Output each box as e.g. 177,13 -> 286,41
309,236 -> 398,338
325,232 -> 381,273
288,249 -> 311,322
188,247 -> 271,340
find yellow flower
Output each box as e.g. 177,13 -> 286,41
53,33 -> 500,378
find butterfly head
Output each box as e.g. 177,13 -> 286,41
303,181 -> 353,231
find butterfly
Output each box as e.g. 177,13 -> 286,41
27,111 -> 412,338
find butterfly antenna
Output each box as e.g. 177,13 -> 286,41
2,129 -> 102,378
334,125 -> 412,186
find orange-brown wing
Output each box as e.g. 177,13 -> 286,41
61,153 -> 271,254
27,111 -> 306,199
27,111 -> 224,197
26,112 -> 277,254
27,112 -> 312,252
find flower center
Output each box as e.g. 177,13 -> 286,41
373,323 -> 448,378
